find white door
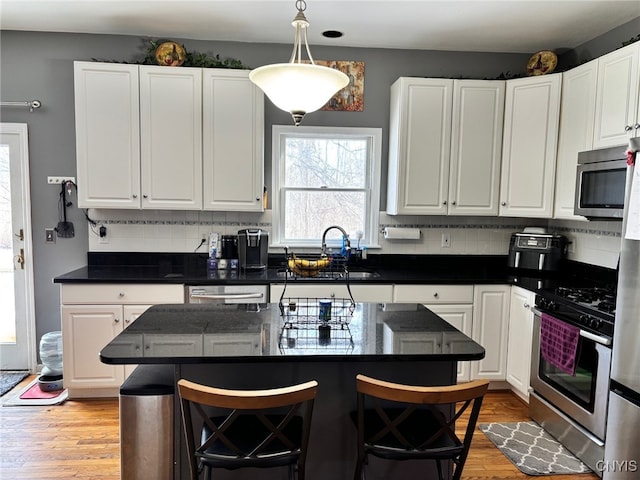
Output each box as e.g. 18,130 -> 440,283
0,123 -> 36,371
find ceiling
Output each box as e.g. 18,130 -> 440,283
1,1 -> 639,54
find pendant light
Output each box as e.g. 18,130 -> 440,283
249,0 -> 349,126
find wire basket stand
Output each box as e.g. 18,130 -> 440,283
278,247 -> 356,353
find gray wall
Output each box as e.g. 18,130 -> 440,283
0,16 -> 638,346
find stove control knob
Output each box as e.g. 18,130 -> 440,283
579,314 -> 590,326
592,319 -> 602,329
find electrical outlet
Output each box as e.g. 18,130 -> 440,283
47,176 -> 76,185
568,238 -> 575,253
441,233 -> 451,248
99,226 -> 108,244
45,228 -> 56,243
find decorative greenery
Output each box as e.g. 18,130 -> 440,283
92,38 -> 249,69
142,40 -> 248,69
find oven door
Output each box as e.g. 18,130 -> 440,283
530,310 -> 612,441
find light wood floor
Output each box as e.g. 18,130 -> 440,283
0,376 -> 599,480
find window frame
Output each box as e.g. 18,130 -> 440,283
271,125 -> 381,249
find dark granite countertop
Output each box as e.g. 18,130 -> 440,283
54,253 -> 617,293
99,302 -> 486,364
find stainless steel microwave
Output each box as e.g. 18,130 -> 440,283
574,145 -> 628,218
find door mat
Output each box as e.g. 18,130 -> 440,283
0,370 -> 29,397
479,421 -> 592,476
2,377 -> 68,406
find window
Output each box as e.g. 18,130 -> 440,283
272,125 -> 381,249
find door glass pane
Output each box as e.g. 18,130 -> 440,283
0,145 -> 16,343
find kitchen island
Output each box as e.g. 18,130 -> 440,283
100,302 -> 485,480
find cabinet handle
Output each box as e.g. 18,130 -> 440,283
143,194 -> 148,199
625,125 -> 633,132
501,201 -> 507,206
132,194 -> 138,199
635,123 -> 640,130
256,196 -> 260,201
114,318 -> 120,323
451,201 -> 456,205
442,200 -> 447,205
433,292 -> 439,298
119,292 -> 125,297
524,303 -> 530,309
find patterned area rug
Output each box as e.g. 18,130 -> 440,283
479,421 -> 592,476
0,371 -> 29,397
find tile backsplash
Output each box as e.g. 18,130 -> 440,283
88,209 -> 622,269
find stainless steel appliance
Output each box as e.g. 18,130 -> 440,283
603,160 -> 640,479
575,145 -> 627,219
507,231 -> 567,271
237,229 -> 269,271
530,284 -> 616,475
186,285 -> 268,306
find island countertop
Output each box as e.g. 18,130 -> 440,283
99,302 -> 485,364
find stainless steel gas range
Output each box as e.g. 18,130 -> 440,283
530,284 -> 616,476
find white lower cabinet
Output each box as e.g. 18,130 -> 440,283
60,284 -> 183,398
471,285 -> 510,381
427,304 -> 473,382
506,286 -> 535,402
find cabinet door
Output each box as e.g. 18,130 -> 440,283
203,70 -> 264,211
383,323 -> 442,354
122,305 -> 152,378
594,43 -> 640,148
472,285 -> 510,381
448,80 -> 505,216
427,304 -> 473,382
74,62 -> 141,208
387,78 -> 453,215
506,286 -> 535,401
61,305 -> 124,389
140,66 -> 203,209
554,61 -> 597,219
500,74 -> 561,218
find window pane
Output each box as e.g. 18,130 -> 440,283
284,190 -> 366,241
284,137 -> 367,188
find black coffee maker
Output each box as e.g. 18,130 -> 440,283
237,229 -> 269,271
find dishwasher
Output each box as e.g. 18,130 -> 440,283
185,284 -> 269,309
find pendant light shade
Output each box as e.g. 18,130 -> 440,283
249,0 -> 349,125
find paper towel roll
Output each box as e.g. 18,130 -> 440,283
383,227 -> 421,240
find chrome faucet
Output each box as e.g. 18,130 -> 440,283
321,225 -> 351,256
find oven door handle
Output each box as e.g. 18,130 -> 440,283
190,292 -> 265,301
532,308 -> 612,346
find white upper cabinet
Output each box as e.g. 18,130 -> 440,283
74,62 -> 141,208
386,77 -> 505,216
74,62 -> 264,212
594,42 -> 640,148
554,61 -> 597,220
140,66 -> 203,210
500,73 -> 562,218
387,78 -> 453,215
202,69 -> 264,211
448,80 -> 505,215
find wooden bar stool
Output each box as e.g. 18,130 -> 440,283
353,374 -> 489,480
178,379 -> 318,480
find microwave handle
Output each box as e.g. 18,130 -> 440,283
514,251 -> 520,268
538,253 -> 545,270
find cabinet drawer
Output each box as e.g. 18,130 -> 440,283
270,284 -> 393,303
61,284 -> 184,304
393,284 -> 473,303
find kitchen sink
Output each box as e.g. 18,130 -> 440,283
275,270 -> 380,280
